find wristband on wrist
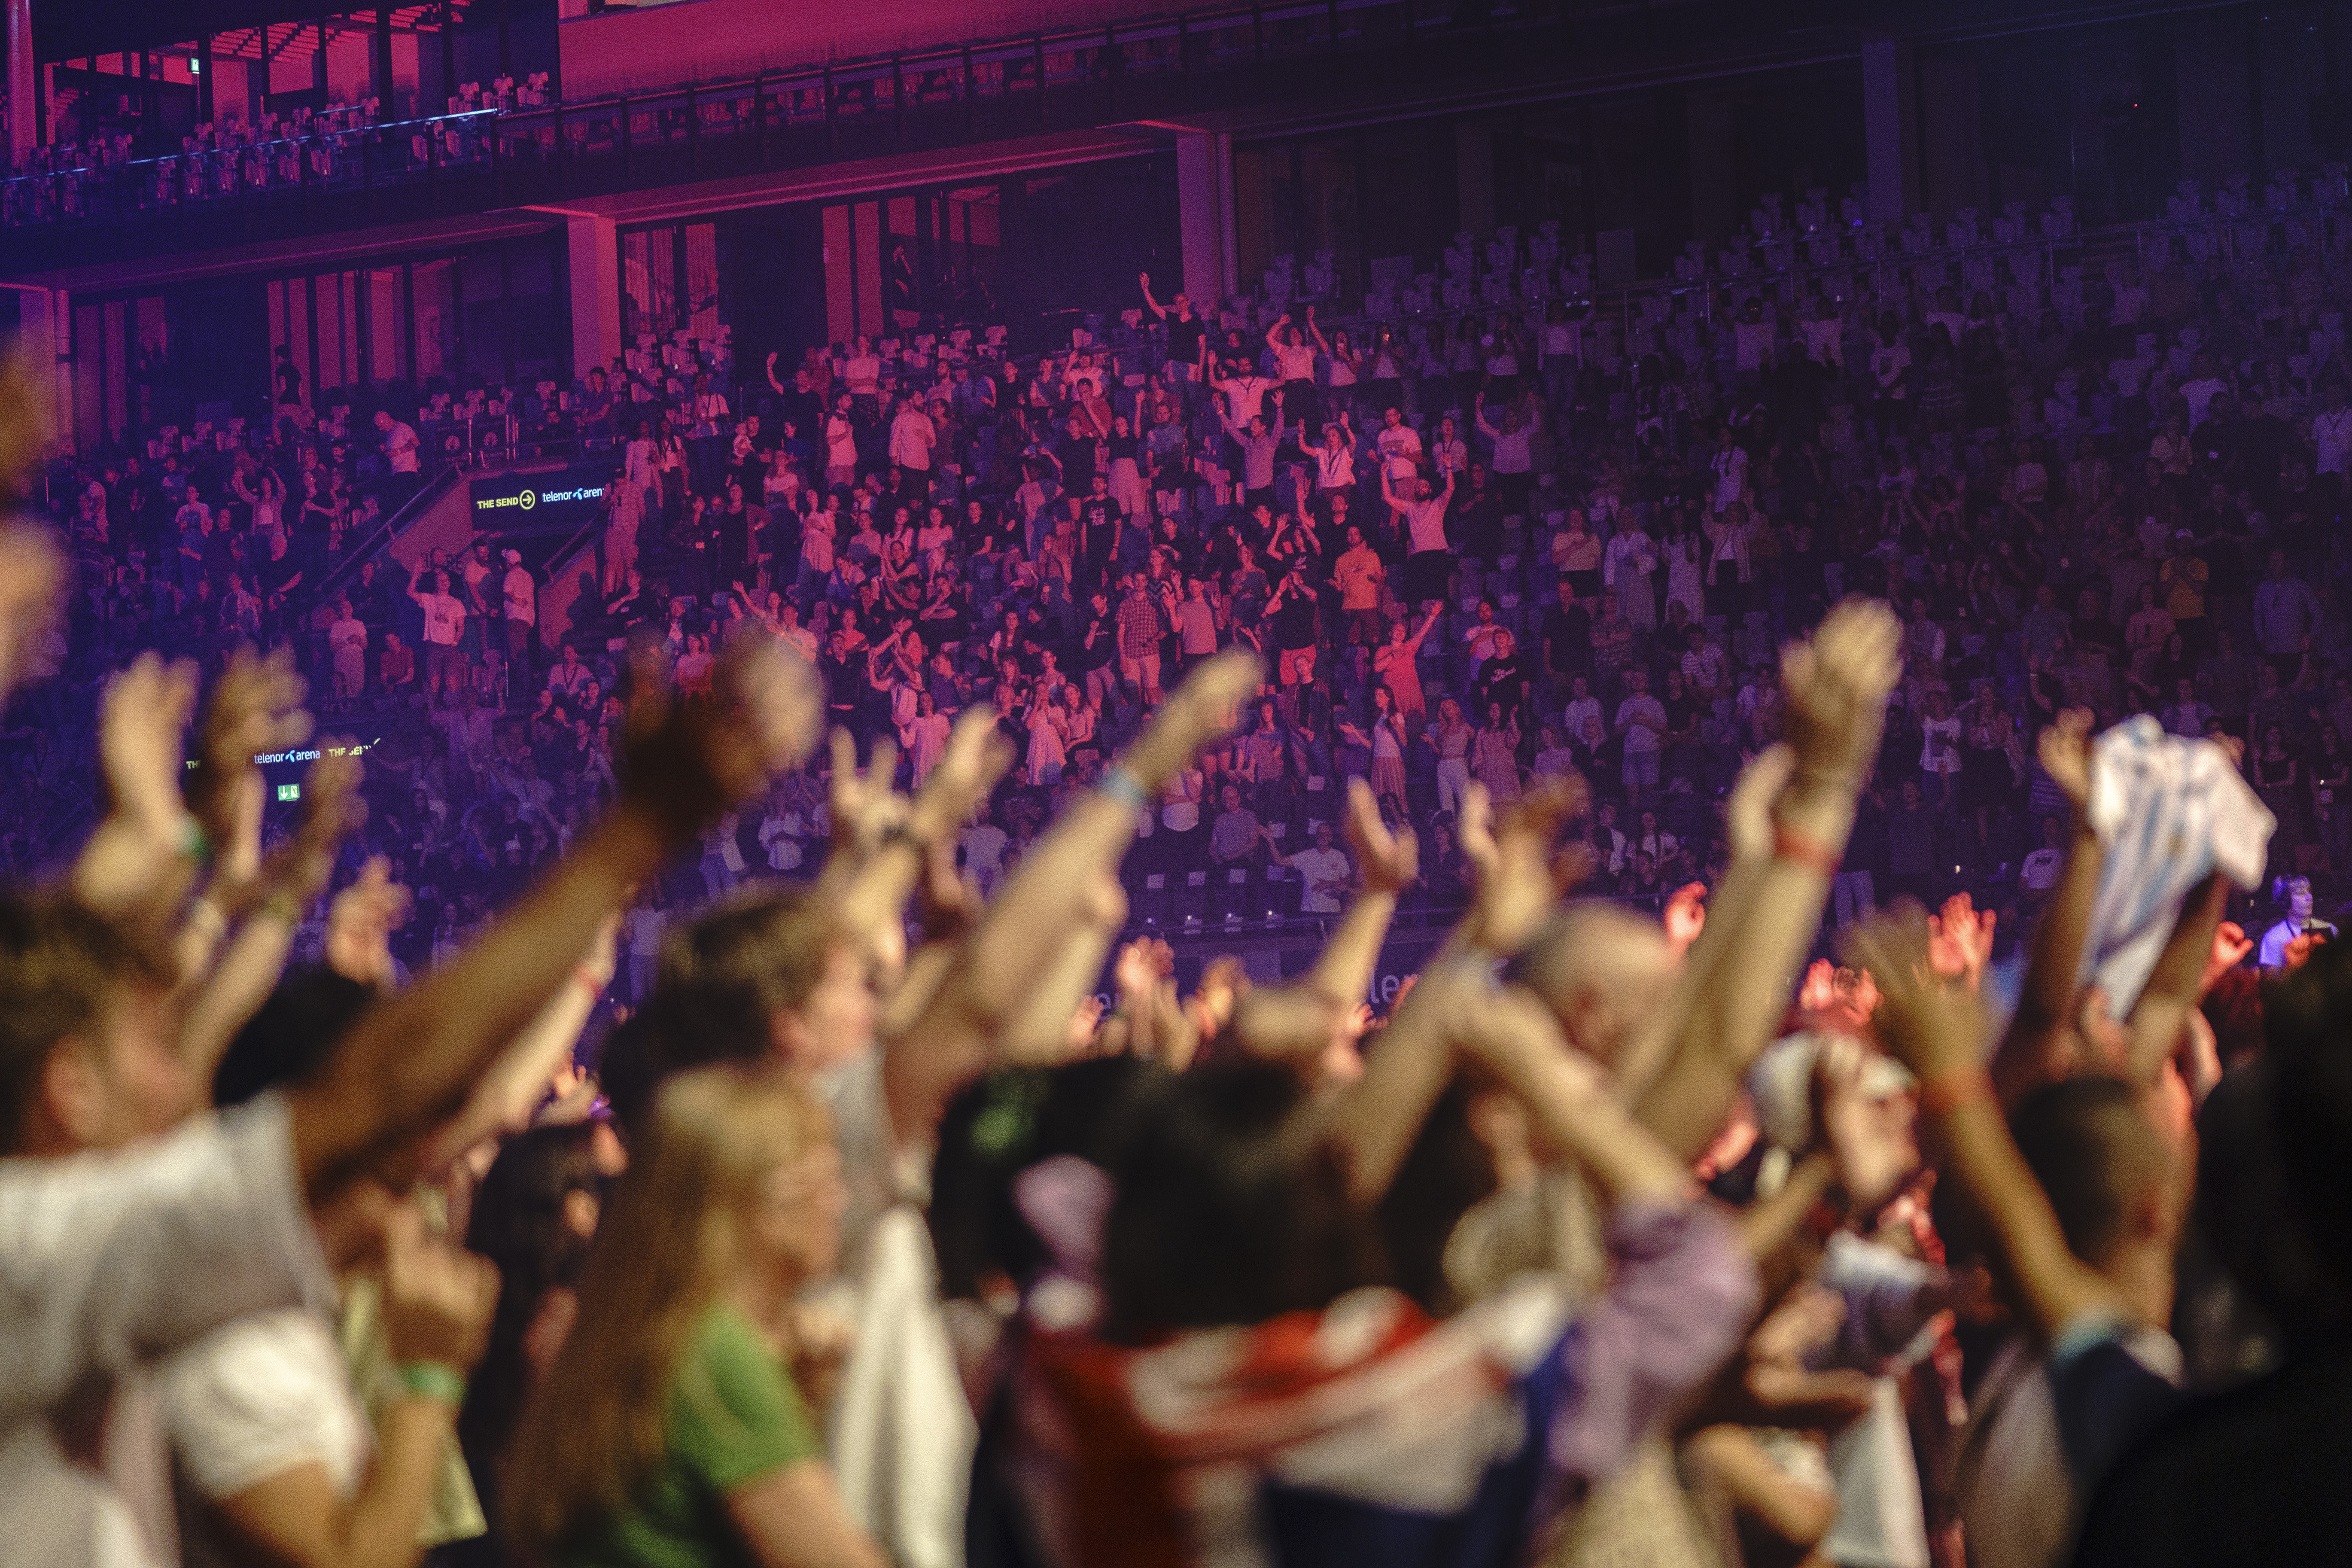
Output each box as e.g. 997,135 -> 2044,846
259,889 -> 303,924
1772,823 -> 1842,876
1099,764 -> 1149,810
393,1360 -> 468,1407
178,817 -> 214,866
1917,1066 -> 1992,1117
573,965 -> 605,999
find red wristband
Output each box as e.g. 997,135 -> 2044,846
573,965 -> 605,999
1917,1066 -> 1991,1116
1773,824 -> 1842,876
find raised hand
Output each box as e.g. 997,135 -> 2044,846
99,652 -> 201,840
1778,600 -> 1902,788
620,639 -> 822,844
2204,919 -> 2255,993
187,648 -> 312,849
1343,777 -> 1418,893
827,727 -> 907,857
326,856 -> 413,986
1124,648 -> 1263,785
2036,707 -> 2096,812
1459,775 -> 1589,956
1841,906 -> 1986,1086
260,743 -> 370,910
1662,882 -> 1707,956
379,1200 -> 500,1376
1926,892 -> 1996,993
910,709 -> 1015,842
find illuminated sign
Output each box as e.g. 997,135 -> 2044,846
471,465 -> 611,521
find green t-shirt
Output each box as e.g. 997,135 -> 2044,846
562,1302 -> 824,1568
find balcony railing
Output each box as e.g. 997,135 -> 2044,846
1,0 -> 1608,228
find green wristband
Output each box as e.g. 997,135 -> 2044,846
394,1360 -> 468,1407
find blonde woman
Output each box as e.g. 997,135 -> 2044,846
506,1065 -> 882,1568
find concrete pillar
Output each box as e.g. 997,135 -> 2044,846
1863,37 -> 1918,224
566,214 -> 621,381
1176,131 -> 1236,310
1454,122 -> 1494,237
6,0 -> 35,159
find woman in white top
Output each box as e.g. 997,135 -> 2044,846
1313,417 -> 1358,496
1473,393 -> 1535,514
236,463 -> 288,554
1025,683 -> 1071,785
1267,311 -> 1322,436
1428,414 -> 1470,487
1315,319 -> 1363,425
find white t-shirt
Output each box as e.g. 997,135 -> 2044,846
0,1098 -> 334,1568
382,422 -> 420,474
161,1308 -> 370,1568
889,410 -> 937,471
1287,846 -> 1352,913
2020,846 -> 2064,892
1404,496 -> 1451,555
825,415 -> 859,469
1375,425 -> 1424,484
417,592 -> 465,646
503,565 -> 535,625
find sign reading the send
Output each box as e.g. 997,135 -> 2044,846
470,466 -> 608,524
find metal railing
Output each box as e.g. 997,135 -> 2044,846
1,0 -> 1616,227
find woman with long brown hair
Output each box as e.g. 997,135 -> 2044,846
505,1064 -> 881,1568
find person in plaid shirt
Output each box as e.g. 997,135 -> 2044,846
1117,570 -> 1169,703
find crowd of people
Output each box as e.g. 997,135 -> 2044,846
5,378 -> 2352,1568
29,209 -> 2352,968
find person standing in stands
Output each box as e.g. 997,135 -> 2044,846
376,408 -> 422,510
502,549 -> 537,691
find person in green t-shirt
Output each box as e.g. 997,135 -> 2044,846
506,1064 -> 883,1568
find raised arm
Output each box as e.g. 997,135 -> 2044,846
1848,913 -> 2123,1338
1992,710 -> 2103,1105
2122,873 -> 2229,1087
1138,271 -> 1168,320
286,644 -> 822,1197
1634,601 -> 1902,1160
1303,782 -> 1418,1010
885,651 -> 1261,1140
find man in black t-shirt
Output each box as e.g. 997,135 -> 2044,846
1266,563 -> 1322,705
1540,578 -> 1592,702
1473,630 -> 1530,726
1076,589 -> 1121,709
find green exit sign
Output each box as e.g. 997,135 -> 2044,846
277,783 -> 302,802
